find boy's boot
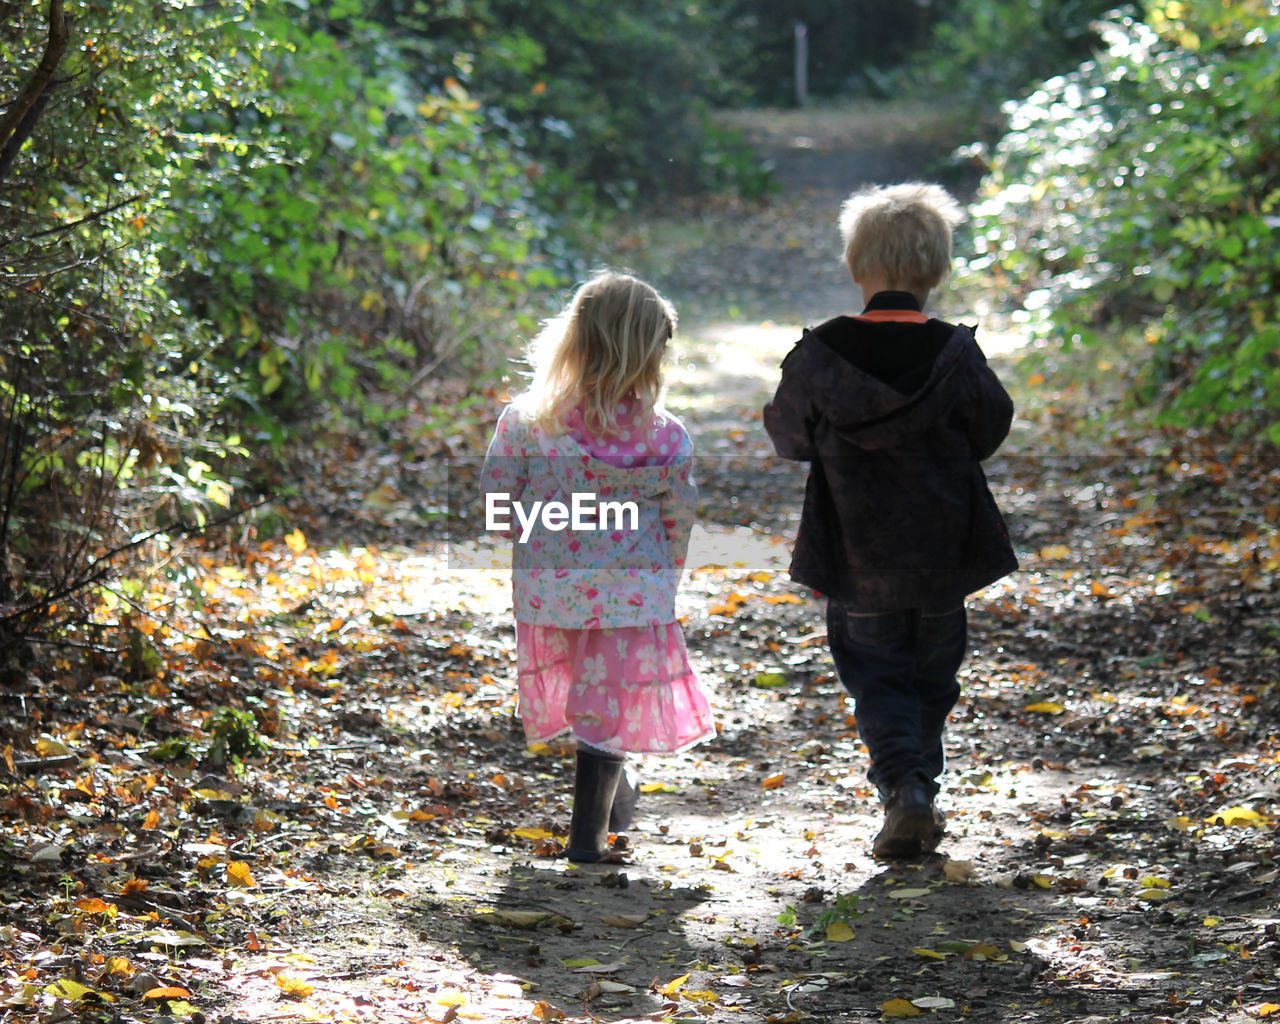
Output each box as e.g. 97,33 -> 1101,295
610,763 -> 640,833
566,747 -> 624,862
872,774 -> 945,860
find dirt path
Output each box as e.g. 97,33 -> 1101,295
204,103 -> 1280,1024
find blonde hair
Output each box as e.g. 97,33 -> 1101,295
520,271 -> 676,435
838,182 -> 965,293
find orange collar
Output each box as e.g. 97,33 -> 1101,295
853,309 -> 929,324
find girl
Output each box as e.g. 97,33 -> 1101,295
482,271 -> 714,862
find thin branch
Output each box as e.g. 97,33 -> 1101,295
0,193 -> 144,249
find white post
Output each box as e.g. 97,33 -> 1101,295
794,20 -> 808,108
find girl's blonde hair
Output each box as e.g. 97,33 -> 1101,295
520,271 -> 676,435
839,182 -> 965,293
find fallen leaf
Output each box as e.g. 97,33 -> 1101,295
143,986 -> 193,1000
881,997 -> 923,1017
226,861 -> 256,888
889,888 -> 932,900
512,827 -> 557,841
44,979 -> 114,1003
532,1001 -> 566,1021
825,921 -> 854,942
913,947 -> 948,960
942,860 -> 974,883
762,773 -> 787,790
1023,701 -> 1066,714
599,914 -> 648,928
660,972 -> 690,996
1207,806 -> 1268,827
276,974 -> 314,998
1038,544 -> 1072,560
912,997 -> 956,1010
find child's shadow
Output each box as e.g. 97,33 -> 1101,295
440,859 -> 713,1019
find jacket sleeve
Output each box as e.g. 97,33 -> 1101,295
961,341 -> 1015,461
658,432 -> 698,576
763,336 -> 816,462
480,405 -> 529,539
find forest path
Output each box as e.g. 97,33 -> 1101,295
208,102 -> 1278,1024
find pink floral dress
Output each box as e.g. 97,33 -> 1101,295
482,398 -> 714,755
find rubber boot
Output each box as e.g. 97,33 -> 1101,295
566,748 -> 624,863
610,764 -> 640,832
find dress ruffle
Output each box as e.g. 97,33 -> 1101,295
515,622 -> 714,755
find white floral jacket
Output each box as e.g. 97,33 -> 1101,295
480,404 -> 697,628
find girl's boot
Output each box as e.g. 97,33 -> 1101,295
566,747 -> 624,862
610,764 -> 640,832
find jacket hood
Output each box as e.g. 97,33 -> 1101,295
536,426 -> 691,500
804,320 -> 978,450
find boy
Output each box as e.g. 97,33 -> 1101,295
763,182 -> 1017,860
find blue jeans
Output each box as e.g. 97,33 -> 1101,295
826,602 -> 967,799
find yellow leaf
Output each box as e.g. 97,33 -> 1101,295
512,827 -> 556,841
1038,544 -> 1072,560
36,734 -> 73,757
963,942 -> 1003,961
825,921 -> 855,942
1139,876 -> 1171,889
913,947 -> 948,960
1023,701 -> 1066,714
1249,1003 -> 1280,1018
889,887 -> 932,900
435,990 -> 468,1006
763,593 -> 802,605
881,997 -> 923,1017
1137,888 -> 1170,901
226,861 -> 256,888
275,974 -> 314,998
661,972 -> 690,996
1026,373 -> 1046,386
284,529 -> 307,553
1165,815 -> 1197,831
1203,917 -> 1221,927
44,979 -> 114,1003
639,781 -> 680,793
1208,806 -> 1267,827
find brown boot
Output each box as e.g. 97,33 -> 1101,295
872,777 -> 945,860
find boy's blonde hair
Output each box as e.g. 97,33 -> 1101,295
521,271 -> 676,436
839,182 -> 965,294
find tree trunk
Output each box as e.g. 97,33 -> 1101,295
0,0 -> 69,185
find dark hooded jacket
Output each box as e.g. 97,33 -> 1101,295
763,293 -> 1017,610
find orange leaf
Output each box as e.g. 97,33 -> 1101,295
226,861 -> 256,888
761,773 -> 787,790
74,897 -> 112,915
142,809 -> 160,830
532,1001 -> 565,1021
144,986 -> 192,1000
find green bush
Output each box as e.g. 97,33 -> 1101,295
968,0 -> 1280,439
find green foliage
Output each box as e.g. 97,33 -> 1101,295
807,892 -> 862,938
968,0 -> 1280,439
207,705 -> 268,763
381,0 -> 773,202
912,0 -> 1123,112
